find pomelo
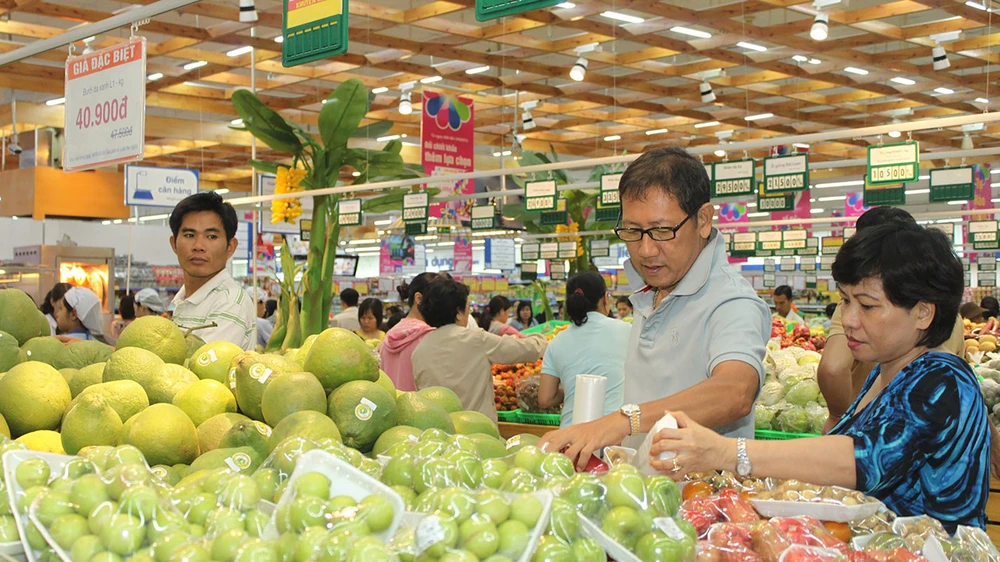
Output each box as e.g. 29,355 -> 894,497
185,334 -> 207,359
417,387 -> 463,413
188,447 -> 261,474
0,413 -> 9,439
55,340 -> 113,370
218,421 -> 272,458
466,433 -> 507,459
147,364 -> 199,404
16,430 -> 64,453
327,380 -> 397,453
0,361 -> 72,437
69,362 -> 105,397
0,289 -> 49,345
395,392 -> 455,434
231,352 -> 300,421
261,372 -> 327,427
19,336 -> 64,367
173,379 -> 238,426
103,347 -> 164,386
371,425 -> 421,456
450,411 -> 500,439
375,371 -> 395,396
0,330 -> 19,373
115,316 -> 187,365
61,393 -> 123,455
197,413 -> 251,453
267,411 -> 340,453
74,380 -> 149,423
122,404 -> 200,466
190,341 -> 243,384
302,328 -> 378,392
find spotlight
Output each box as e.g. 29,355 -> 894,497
810,12 -> 829,41
399,91 -> 412,115
932,45 -> 950,70
962,134 -> 973,150
522,110 -> 535,130
239,0 -> 258,22
570,57 -> 588,81
700,81 -> 716,103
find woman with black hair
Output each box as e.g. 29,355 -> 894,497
111,294 -> 136,339
380,272 -> 440,391
477,295 -> 523,337
412,277 -> 547,420
40,282 -> 73,335
508,301 -> 538,331
355,298 -> 386,342
536,271 -> 629,427
650,224 -> 990,532
981,296 -> 999,321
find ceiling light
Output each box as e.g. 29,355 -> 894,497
522,110 -> 536,130
230,118 -> 243,126
818,196 -> 846,202
694,121 -> 720,128
808,58 -> 822,64
814,180 -> 864,188
239,0 -> 258,22
226,46 -> 253,57
466,66 -> 490,75
399,92 -> 412,115
274,36 -> 284,43
101,220 -> 111,225
748,212 -> 769,218
809,208 -> 825,214
744,113 -> 773,121
113,219 -> 123,224
714,148 -> 726,157
371,87 -> 388,94
556,2 -> 575,7
570,57 -> 588,81
792,55 -> 809,62
810,12 -> 829,41
976,97 -> 990,104
45,97 -> 65,106
906,189 -> 930,195
183,60 -> 208,70
736,42 -> 767,52
352,171 -> 361,177
420,76 -> 442,84
147,73 -> 163,81
888,130 -> 901,138
377,135 -> 401,142
962,133 -> 974,150
947,200 -> 966,205
214,189 -> 230,195
793,143 -> 810,149
670,26 -> 712,39
844,66 -> 868,75
604,135 -> 621,142
373,219 -> 394,226
966,1 -> 988,9
645,128 -> 668,135
935,87 -> 955,95
700,81 -> 716,103
890,77 -> 916,85
600,11 -> 644,24
932,45 -> 950,70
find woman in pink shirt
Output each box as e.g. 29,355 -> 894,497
477,296 -> 524,338
379,273 -> 440,391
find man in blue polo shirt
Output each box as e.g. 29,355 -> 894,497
541,146 -> 771,470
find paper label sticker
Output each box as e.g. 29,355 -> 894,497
355,397 -> 377,421
415,515 -> 447,554
249,364 -> 274,384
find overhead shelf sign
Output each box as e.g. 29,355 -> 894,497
712,159 -> 755,198
402,191 -> 429,235
731,232 -> 756,258
867,141 -> 919,185
928,166 -> 974,203
471,204 -> 496,231
525,180 -> 557,212
337,199 -> 362,227
763,154 -> 809,194
597,173 -> 622,222
970,220 -> 1000,250
476,0 -> 560,21
282,0 -> 348,67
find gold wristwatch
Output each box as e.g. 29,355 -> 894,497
620,404 -> 641,436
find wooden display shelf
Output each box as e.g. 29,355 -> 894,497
498,421 -> 556,440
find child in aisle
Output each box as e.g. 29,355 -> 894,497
355,297 -> 386,342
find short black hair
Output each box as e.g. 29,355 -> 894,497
169,191 -> 239,241
478,295 -> 511,330
340,288 -> 359,307
982,297 -> 999,320
615,296 -> 633,310
566,271 -> 608,326
119,295 -> 136,321
825,302 -> 837,319
773,285 -> 793,300
856,207 -> 917,232
358,297 -> 384,328
618,146 -> 710,216
832,224 -> 962,348
40,283 -> 73,315
264,299 -> 278,319
515,300 -> 533,319
398,273 -> 439,308
419,277 -> 470,328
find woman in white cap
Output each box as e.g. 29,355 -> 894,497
134,288 -> 166,318
54,287 -> 111,344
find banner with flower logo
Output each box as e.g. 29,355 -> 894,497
718,202 -> 749,233
844,192 -> 868,218
422,91 -> 475,221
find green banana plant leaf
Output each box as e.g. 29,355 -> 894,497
352,121 -> 394,140
231,90 -> 303,155
282,295 -> 302,350
319,79 -> 369,152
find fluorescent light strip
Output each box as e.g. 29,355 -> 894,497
947,200 -> 966,205
377,135 -> 401,142
273,36 -> 284,43
670,26 -> 712,39
890,77 -> 915,85
744,113 -> 773,121
466,66 -> 491,75
817,196 -> 846,202
693,121 -> 720,128
808,58 -> 821,64
792,55 -> 808,62
747,212 -> 769,218
604,135 -> 621,141
138,213 -> 170,222
937,218 -> 963,223
556,2 -> 575,8
147,73 -> 163,81
966,1 -> 988,9
183,60 -> 208,70
215,189 -> 230,195
349,239 -> 380,245
420,76 -> 442,84
492,151 -> 512,157
809,208 -> 825,214
976,98 -> 990,104
934,87 -> 954,95
844,67 -> 868,75
645,128 -> 669,135
226,46 -> 253,57
814,180 -> 865,189
736,41 -> 767,52
905,189 -> 930,195
45,97 -> 65,106
600,11 -> 644,24
372,87 -> 388,94
230,118 -> 243,126
373,219 -> 394,226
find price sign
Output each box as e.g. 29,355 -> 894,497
819,255 -> 836,271
867,141 -> 919,185
476,0 -> 560,21
844,227 -> 857,239
520,262 -> 538,281
731,232 -> 756,257
299,219 -> 312,242
962,257 -> 971,272
758,231 -> 783,252
64,37 -> 146,172
970,220 -> 1000,250
928,223 -> 955,238
763,259 -> 776,273
800,258 -> 817,272
757,191 -> 795,212
590,239 -> 610,258
763,154 -> 809,194
558,241 -> 577,259
798,237 -> 819,257
549,260 -> 566,280
763,273 -> 776,288
782,229 -> 807,250
337,199 -> 362,226
402,192 -> 429,222
485,238 -> 516,270
822,237 -> 844,253
979,257 -> 997,272
521,243 -> 540,261
471,205 -> 496,231
712,159 -> 755,198
525,180 -> 557,212
600,174 -> 622,206
929,166 -> 974,203
779,257 -> 797,272
981,271 -> 997,287
964,272 -> 972,287
540,242 -> 559,260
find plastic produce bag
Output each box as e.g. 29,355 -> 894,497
516,375 -> 560,414
890,516 -> 948,554
936,525 -> 1000,562
0,438 -> 28,548
253,437 -> 380,504
679,489 -> 761,538
697,523 -> 763,561
749,517 -> 849,562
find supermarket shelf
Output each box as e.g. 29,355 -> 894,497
498,421 -> 556,440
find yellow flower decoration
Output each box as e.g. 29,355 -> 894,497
271,166 -> 307,224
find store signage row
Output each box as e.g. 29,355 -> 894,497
124,165 -> 197,208
281,0 -> 348,67
521,243 -> 539,261
727,231 -> 822,258
337,199 -> 362,227
64,37 -> 147,172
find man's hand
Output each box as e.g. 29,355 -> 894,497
538,412 -> 630,471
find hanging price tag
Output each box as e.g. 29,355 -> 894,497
471,204 -> 496,230
525,180 -> 557,211
779,257 -> 797,272
337,199 -> 362,226
867,141 -> 919,185
763,154 -> 809,194
520,262 -> 538,281
558,241 -> 577,259
549,260 -> 566,280
540,242 -> 559,260
402,192 -> 430,221
712,159 -> 755,198
590,239 -> 610,258
521,243 -> 540,261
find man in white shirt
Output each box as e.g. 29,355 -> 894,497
332,288 -> 360,331
168,192 -> 256,350
773,285 -> 805,326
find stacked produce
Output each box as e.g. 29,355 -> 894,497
963,323 -> 999,363
755,340 -> 829,434
772,318 -> 828,352
492,361 -> 541,412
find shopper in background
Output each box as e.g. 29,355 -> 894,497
332,288 -> 360,331
55,287 -> 112,345
615,296 -> 633,319
40,282 -> 73,335
540,146 -> 770,470
355,297 -> 386,342
380,273 -> 440,391
508,300 -> 538,331
819,207 -> 965,433
960,302 -> 987,323
981,296 -> 999,320
111,294 -> 136,339
252,288 -> 273,349
773,285 -> 804,326
264,299 -> 278,320
650,224 -> 990,532
824,302 -> 837,330
477,295 -> 523,337
412,277 -> 547,421
537,271 -> 629,427
134,288 -> 166,318
168,191 -> 256,350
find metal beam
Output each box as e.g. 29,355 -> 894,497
0,0 -> 203,67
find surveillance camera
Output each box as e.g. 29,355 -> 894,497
8,141 -> 21,155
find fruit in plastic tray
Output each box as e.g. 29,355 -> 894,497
492,360 -> 541,412
679,489 -> 760,538
749,516 -> 849,562
754,481 -> 872,506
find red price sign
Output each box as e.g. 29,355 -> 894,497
75,95 -> 130,130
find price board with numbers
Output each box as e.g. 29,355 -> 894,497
558,241 -> 577,259
978,256 -> 997,272
520,262 -> 538,281
961,258 -> 971,272
590,239 -> 610,258
476,0 -> 560,21
525,180 -> 557,212
779,257 -> 797,272
822,237 -> 844,254
819,255 -> 836,271
549,260 -> 566,280
763,154 -> 809,194
798,237 -> 819,257
712,159 -> 755,198
758,231 -> 783,252
782,229 -> 807,251
540,242 -> 559,260
800,258 -> 817,272
731,232 -> 756,258
337,199 -> 362,226
521,243 -> 540,261
763,273 -> 776,288
867,141 -> 919,185
402,192 -> 429,222
471,205 -> 496,231
596,174 -> 622,222
970,221 -> 1000,251
980,271 -> 997,287
929,166 -> 974,203
763,258 -> 776,273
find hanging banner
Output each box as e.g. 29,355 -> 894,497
763,154 -> 809,194
282,0 -> 348,66
525,180 -> 558,212
64,37 -> 146,173
453,237 -> 473,274
863,178 -> 906,207
337,199 -> 362,227
867,141 -> 919,185
421,91 -> 475,221
590,239 -> 610,258
596,173 -> 622,222
124,165 -> 198,208
470,204 -> 496,231
476,0 -> 560,21
712,159 -> 756,198
929,166 -> 974,203
718,202 -> 749,233
844,192 -> 868,218
521,243 -> 540,262
379,235 -> 417,274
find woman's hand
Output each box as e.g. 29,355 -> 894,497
538,413 -> 630,471
648,411 -> 733,480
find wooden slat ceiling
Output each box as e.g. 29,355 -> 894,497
0,0 -> 997,193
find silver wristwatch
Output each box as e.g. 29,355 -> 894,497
736,437 -> 752,477
620,404 -> 641,436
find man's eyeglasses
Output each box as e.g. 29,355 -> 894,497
614,213 -> 694,242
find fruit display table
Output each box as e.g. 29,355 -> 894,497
497,421 -> 555,440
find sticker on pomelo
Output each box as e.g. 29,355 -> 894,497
225,452 -> 253,472
253,421 -> 272,437
228,368 -> 237,389
197,349 -> 218,367
150,466 -> 168,479
249,364 -> 274,384
355,398 -> 377,422
415,515 -> 447,554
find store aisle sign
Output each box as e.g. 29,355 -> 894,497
337,199 -> 362,227
712,159 -> 755,198
867,141 -> 919,185
485,238 -> 516,271
763,154 -> 809,194
928,166 -> 974,203
590,239 -> 610,258
521,243 -> 540,261
64,37 -> 146,173
525,180 -> 557,212
970,220 -> 1000,250
124,165 -> 197,208
471,205 -> 496,231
